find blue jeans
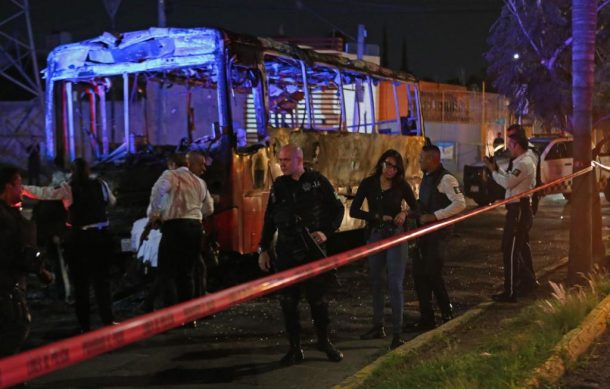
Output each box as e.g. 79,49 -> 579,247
367,226 -> 408,336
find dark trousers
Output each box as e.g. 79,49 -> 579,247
275,243 -> 331,344
66,229 -> 114,331
0,286 -> 30,357
194,254 -> 207,297
413,231 -> 452,324
143,254 -> 206,312
156,219 -> 202,306
502,201 -> 536,297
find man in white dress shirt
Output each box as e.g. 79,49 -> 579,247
148,151 -> 213,307
485,133 -> 537,302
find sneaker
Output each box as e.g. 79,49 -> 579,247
360,324 -> 386,340
491,292 -> 517,303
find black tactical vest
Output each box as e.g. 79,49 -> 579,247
68,178 -> 108,228
272,170 -> 329,237
419,166 -> 452,214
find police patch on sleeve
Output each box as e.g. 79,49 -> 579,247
453,186 -> 462,194
511,169 -> 521,177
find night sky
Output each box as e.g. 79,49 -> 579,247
7,0 -> 503,82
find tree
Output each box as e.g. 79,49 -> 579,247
488,0 -> 607,281
569,0 -> 596,284
485,0 -> 610,129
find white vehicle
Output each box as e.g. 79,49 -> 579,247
464,135 -> 610,205
531,136 -> 610,198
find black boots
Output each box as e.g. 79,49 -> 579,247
280,336 -> 304,366
280,338 -> 343,364
316,327 -> 343,362
360,324 -> 387,340
281,329 -> 343,364
316,338 -> 344,362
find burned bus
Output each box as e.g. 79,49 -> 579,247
43,27 -> 426,256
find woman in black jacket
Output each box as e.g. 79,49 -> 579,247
350,149 -> 417,349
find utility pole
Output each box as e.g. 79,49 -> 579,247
0,0 -> 47,155
158,0 -> 167,27
153,0 -> 167,145
353,24 -> 366,132
568,0 -> 596,284
102,0 -> 122,32
0,0 -> 43,101
481,81 -> 486,160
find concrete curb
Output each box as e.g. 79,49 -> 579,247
333,302 -> 493,389
333,256 -> 569,389
524,293 -> 610,388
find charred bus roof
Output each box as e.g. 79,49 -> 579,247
44,26 -> 418,84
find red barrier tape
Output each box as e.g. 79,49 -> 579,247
0,165 -> 594,388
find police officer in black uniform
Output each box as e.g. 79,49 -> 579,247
65,158 -> 117,332
0,165 -> 53,356
407,145 -> 466,331
258,144 -> 344,365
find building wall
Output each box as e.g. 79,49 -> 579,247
420,86 -> 509,178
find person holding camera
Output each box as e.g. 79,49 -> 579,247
258,144 -> 344,365
406,144 -> 465,332
484,133 -> 537,303
350,149 -> 418,349
0,165 -> 54,356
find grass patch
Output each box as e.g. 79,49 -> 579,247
362,269 -> 610,389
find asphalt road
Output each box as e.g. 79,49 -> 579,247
23,194 -> 599,388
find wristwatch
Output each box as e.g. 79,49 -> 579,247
257,246 -> 264,255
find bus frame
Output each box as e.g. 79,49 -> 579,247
43,27 -> 427,254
